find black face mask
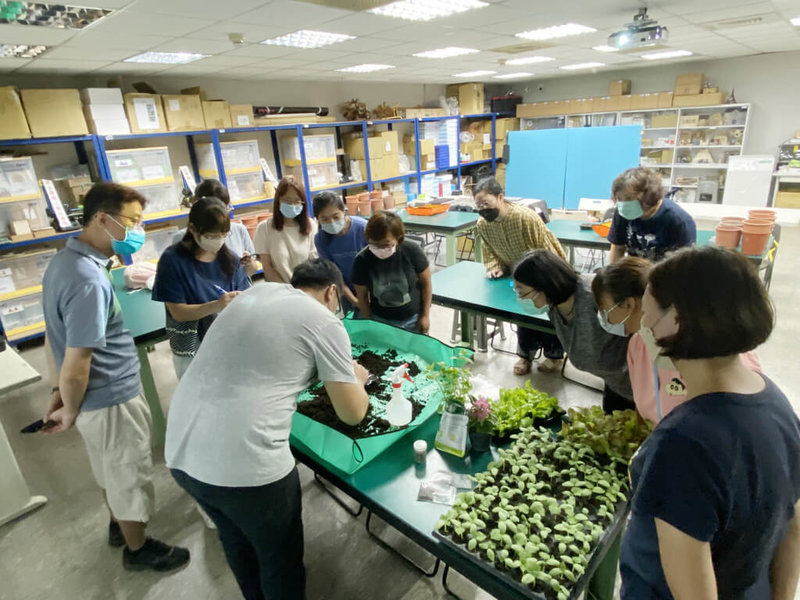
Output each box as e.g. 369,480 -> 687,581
479,208 -> 500,222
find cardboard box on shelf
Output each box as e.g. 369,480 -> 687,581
516,103 -> 539,118
381,130 -> 399,155
651,113 -> 678,128
657,91 -> 674,108
346,136 -> 384,160
609,79 -> 632,96
53,176 -> 93,208
0,87 -> 31,140
383,154 -> 401,178
494,117 -> 519,139
591,96 -> 617,113
32,227 -> 56,238
402,107 -> 447,118
679,115 -> 700,127
495,163 -> 506,187
615,95 -> 632,111
162,94 -> 205,131
229,104 -> 253,128
124,93 -> 166,134
202,100 -> 232,129
776,190 -> 800,209
88,119 -> 131,136
660,149 -> 674,164
9,220 -> 33,241
630,93 -> 659,110
703,86 -> 719,94
402,136 -> 435,155
181,86 -> 208,101
672,92 -> 725,107
420,154 -> 436,170
80,88 -> 123,105
446,82 -> 484,115
674,73 -> 704,95
21,89 -> 89,137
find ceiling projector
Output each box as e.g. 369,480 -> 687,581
608,8 -> 669,49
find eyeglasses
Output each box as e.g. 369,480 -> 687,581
106,212 -> 143,228
514,288 -> 540,301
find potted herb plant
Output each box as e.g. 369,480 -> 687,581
467,395 -> 493,453
428,352 -> 474,457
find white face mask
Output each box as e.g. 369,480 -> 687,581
198,235 -> 226,254
321,219 -> 345,235
369,244 -> 396,260
639,324 -> 676,370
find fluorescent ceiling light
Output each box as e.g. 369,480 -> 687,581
413,46 -> 479,59
640,49 -> 693,60
369,0 -> 488,22
0,2 -> 111,29
336,63 -> 394,73
560,61 -> 605,70
516,23 -> 596,41
125,52 -> 208,65
592,45 -> 619,52
493,72 -> 532,79
262,30 -> 355,48
0,44 -> 48,58
453,70 -> 496,77
505,55 -> 554,66
790,16 -> 800,26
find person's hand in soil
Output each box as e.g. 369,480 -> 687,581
353,361 -> 369,387
418,314 -> 430,334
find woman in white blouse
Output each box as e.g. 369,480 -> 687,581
254,177 -> 318,283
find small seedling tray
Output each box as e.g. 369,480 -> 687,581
433,498 -> 629,600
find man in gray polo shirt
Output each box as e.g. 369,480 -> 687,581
42,182 -> 189,572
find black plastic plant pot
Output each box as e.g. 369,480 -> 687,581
470,431 -> 492,453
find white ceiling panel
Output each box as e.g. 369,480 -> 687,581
91,11 -> 215,37
0,57 -> 31,72
150,39 -> 238,55
18,58 -> 112,73
60,30 -> 172,50
231,1 -> 352,27
220,44 -> 298,59
134,0 -> 269,19
0,23 -> 77,45
38,45 -> 136,62
93,62 -> 175,75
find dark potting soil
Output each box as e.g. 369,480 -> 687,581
296,348 -> 425,439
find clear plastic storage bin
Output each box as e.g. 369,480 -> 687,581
197,140 -> 261,174
0,157 -> 41,200
0,197 -> 50,238
281,134 -> 337,166
0,248 -> 57,294
0,289 -> 44,340
285,161 -> 339,190
133,226 -> 178,264
227,171 -> 267,202
106,147 -> 173,185
136,182 -> 181,216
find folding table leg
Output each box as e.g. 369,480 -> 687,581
313,473 -> 363,517
442,564 -> 468,600
365,510 -> 440,577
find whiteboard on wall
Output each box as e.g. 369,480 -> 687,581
721,155 -> 775,207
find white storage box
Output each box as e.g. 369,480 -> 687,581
0,157 -> 41,200
197,140 -> 261,175
106,147 -> 173,185
84,104 -> 127,121
0,289 -> 44,340
88,119 -> 131,136
227,171 -> 267,203
285,161 -> 339,191
281,134 -> 336,166
0,197 -> 50,238
80,88 -> 124,104
0,248 -> 57,294
136,182 -> 180,216
133,226 -> 178,263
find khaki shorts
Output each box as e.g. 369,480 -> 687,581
76,393 -> 155,523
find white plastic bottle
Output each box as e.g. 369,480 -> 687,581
385,363 -> 414,427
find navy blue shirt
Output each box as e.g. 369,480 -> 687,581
620,376 -> 800,599
608,198 -> 696,261
152,244 -> 250,356
314,216 -> 367,291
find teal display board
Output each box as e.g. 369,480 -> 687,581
506,129 -> 568,209
506,126 -> 642,209
564,126 -> 642,209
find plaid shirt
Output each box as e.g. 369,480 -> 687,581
476,203 -> 566,272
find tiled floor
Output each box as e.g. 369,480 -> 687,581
1,225 -> 798,600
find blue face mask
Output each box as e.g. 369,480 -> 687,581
105,215 -> 145,255
280,203 -> 304,219
597,301 -> 630,337
617,199 -> 644,220
321,219 -> 345,235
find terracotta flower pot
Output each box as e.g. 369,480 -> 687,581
370,190 -> 383,200
358,201 -> 372,217
741,220 -> 772,255
720,217 -> 745,227
714,224 -> 741,249
345,199 -> 359,215
383,196 -> 395,210
748,209 -> 776,222
370,198 -> 383,213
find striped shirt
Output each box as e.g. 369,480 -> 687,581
476,203 -> 566,272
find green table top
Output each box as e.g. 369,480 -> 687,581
431,261 -> 552,331
398,209 -> 479,233
111,268 -> 165,344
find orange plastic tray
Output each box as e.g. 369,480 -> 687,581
592,221 -> 612,238
405,204 -> 450,216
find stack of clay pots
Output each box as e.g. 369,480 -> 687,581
369,190 -> 383,214
741,209 -> 776,256
714,216 -> 745,249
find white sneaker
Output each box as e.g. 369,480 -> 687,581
537,358 -> 564,374
196,504 -> 217,529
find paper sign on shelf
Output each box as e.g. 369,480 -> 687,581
237,115 -> 250,126
260,158 -> 278,184
0,268 -> 14,295
133,98 -> 160,130
168,99 -> 180,112
179,166 -> 197,193
40,179 -> 73,231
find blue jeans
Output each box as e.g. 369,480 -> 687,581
371,313 -> 420,332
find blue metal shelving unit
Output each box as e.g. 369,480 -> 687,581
0,113 -> 502,344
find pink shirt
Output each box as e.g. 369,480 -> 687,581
627,333 -> 762,423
